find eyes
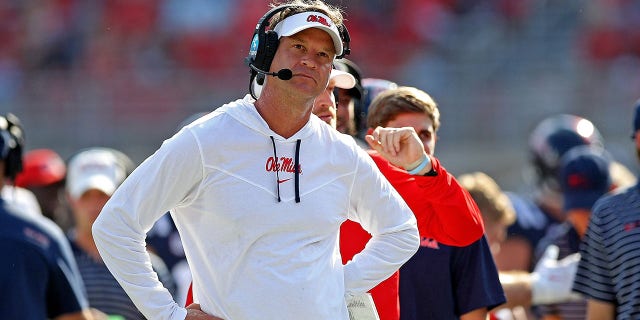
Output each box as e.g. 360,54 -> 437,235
417,130 -> 433,142
292,43 -> 332,60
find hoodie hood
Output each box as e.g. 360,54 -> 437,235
214,94 -> 330,202
183,94 -> 361,204
218,95 -> 319,143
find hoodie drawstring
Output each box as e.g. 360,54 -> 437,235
269,136 -> 301,203
270,136 -> 281,202
294,139 -> 301,203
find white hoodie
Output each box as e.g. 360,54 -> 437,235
93,95 -> 419,320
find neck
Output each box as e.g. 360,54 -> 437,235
255,88 -> 315,138
566,209 -> 591,238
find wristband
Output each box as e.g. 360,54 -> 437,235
407,154 -> 430,175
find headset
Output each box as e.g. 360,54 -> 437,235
245,4 -> 351,98
0,113 -> 24,179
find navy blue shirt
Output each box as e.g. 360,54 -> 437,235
69,229 -> 176,319
573,183 -> 640,319
0,198 -> 88,319
399,236 -> 505,320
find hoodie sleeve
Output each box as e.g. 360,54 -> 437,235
342,148 -> 420,294
92,130 -> 203,320
368,150 -> 485,247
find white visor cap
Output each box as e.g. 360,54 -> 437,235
273,12 -> 343,57
330,69 -> 355,89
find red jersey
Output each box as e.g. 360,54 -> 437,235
340,220 -> 399,320
367,150 -> 484,245
338,151 -> 485,320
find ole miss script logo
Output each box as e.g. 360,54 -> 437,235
306,14 -> 332,27
266,156 -> 302,179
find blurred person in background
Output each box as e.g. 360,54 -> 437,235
15,148 -> 73,231
360,77 -> 398,138
0,113 -> 42,217
458,171 -> 516,262
458,171 -> 526,320
333,58 -> 366,144
314,71 -> 492,320
499,114 -> 635,274
536,145 -> 612,320
365,86 -> 503,320
66,147 -> 176,320
319,66 -> 488,320
573,99 -> 640,320
0,113 -> 94,320
459,171 -> 585,320
311,68 -> 355,129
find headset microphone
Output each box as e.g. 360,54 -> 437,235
250,64 -> 293,81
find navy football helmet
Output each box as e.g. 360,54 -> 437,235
528,114 -> 604,191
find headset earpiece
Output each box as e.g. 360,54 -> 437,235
254,30 -> 280,85
245,6 -> 290,76
336,24 -> 350,59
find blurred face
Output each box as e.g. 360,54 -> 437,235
28,183 -> 65,220
268,28 -> 335,100
68,189 -> 110,235
336,89 -> 355,134
312,79 -> 338,128
385,112 -> 437,155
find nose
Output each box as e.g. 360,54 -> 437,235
301,59 -> 315,69
316,90 -> 333,109
300,53 -> 319,69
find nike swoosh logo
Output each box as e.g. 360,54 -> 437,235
277,178 -> 292,184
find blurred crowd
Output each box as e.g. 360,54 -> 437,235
3,1 -> 640,172
0,1 -> 637,195
2,0 -> 640,78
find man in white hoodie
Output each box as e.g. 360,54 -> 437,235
91,1 -> 420,320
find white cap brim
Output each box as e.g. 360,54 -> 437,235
69,175 -> 117,199
330,69 -> 355,89
274,12 -> 343,57
66,148 -> 127,200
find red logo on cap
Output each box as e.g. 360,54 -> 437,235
567,173 -> 590,188
307,14 -> 331,27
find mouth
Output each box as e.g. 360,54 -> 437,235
316,113 -> 333,124
294,72 -> 315,82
